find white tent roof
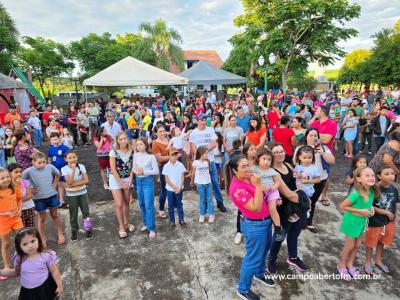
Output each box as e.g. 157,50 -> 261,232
83,56 -> 188,87
0,73 -> 26,89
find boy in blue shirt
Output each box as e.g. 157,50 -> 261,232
48,132 -> 70,208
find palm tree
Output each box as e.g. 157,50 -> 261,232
0,3 -> 19,73
139,19 -> 184,71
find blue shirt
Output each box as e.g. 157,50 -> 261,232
48,144 -> 69,170
236,115 -> 251,134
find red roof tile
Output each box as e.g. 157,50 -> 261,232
169,50 -> 224,74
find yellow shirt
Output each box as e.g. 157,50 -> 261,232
127,116 -> 138,129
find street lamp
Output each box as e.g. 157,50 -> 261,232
258,53 -> 277,94
72,72 -> 81,105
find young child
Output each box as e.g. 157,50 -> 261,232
168,127 -> 190,158
0,228 -> 63,299
342,109 -> 358,158
292,145 -> 321,221
0,127 -> 5,168
230,139 -> 243,160
8,164 -> 35,228
22,151 -> 65,248
252,148 -> 284,241
344,154 -> 368,194
48,132 -> 70,208
214,132 -> 224,186
364,165 -> 399,274
93,127 -> 114,190
162,147 -> 187,228
338,166 -> 380,280
132,138 -> 159,238
61,151 -> 93,242
190,146 -> 215,223
61,127 -> 74,150
0,168 -> 22,272
358,113 -> 373,155
4,128 -> 16,165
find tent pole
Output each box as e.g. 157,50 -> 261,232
84,85 -> 87,102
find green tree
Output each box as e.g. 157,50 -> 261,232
0,3 -> 19,73
227,0 -> 361,90
139,19 -> 184,71
17,36 -> 74,96
338,49 -> 371,86
116,33 -> 157,65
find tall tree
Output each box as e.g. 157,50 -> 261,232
227,0 -> 361,90
338,49 -> 371,86
17,36 -> 74,96
0,3 -> 19,73
139,19 -> 184,71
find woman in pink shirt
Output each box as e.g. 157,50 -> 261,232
227,155 -> 274,299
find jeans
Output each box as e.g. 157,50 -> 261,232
375,136 -> 385,151
307,179 -> 326,226
238,218 -> 272,293
0,149 -> 6,168
32,128 -> 43,147
167,191 -> 184,223
360,134 -> 373,151
210,162 -> 224,205
269,216 -> 302,262
196,183 -> 214,216
268,128 -> 273,142
159,165 -> 167,211
67,193 -> 90,232
136,176 -> 156,231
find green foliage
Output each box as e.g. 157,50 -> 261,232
324,69 -> 339,81
287,75 -> 317,91
0,3 -> 19,73
226,0 -> 360,90
338,49 -> 371,85
139,19 -> 184,71
17,36 -> 74,96
157,85 -> 175,99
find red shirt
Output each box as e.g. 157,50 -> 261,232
245,127 -> 266,146
310,118 -> 337,151
42,112 -> 54,125
272,127 -> 294,156
267,111 -> 281,129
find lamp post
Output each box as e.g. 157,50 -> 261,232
258,53 -> 277,95
72,72 -> 81,105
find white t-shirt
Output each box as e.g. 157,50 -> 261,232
171,135 -> 184,150
192,160 -> 211,184
189,127 -> 217,162
162,161 -> 187,191
61,164 -> 87,196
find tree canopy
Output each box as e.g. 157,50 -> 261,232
224,0 -> 361,90
0,3 -> 19,73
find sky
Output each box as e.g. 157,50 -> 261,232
3,0 -> 400,70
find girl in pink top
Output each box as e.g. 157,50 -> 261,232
227,155 -> 275,299
93,127 -> 114,190
0,227 -> 63,300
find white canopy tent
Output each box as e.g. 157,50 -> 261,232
83,56 -> 189,87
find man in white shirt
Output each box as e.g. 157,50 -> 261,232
189,114 -> 227,212
101,111 -> 122,145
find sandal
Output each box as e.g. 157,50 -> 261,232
347,267 -> 360,278
149,231 -> 156,238
119,230 -> 127,238
306,225 -> 318,233
364,264 -> 373,275
0,275 -> 8,281
103,183 -> 109,190
126,224 -> 135,232
140,226 -> 148,232
321,198 -> 331,206
337,266 -> 351,281
159,211 -> 167,218
375,263 -> 389,273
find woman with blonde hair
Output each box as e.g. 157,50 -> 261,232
109,131 -> 135,238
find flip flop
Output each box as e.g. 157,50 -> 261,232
375,263 -> 389,273
337,266 -> 351,281
306,225 -> 318,233
347,267 -> 360,278
364,264 -> 373,275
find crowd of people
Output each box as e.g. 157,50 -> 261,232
0,87 -> 399,300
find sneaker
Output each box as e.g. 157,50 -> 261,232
217,203 -> 227,213
287,257 -> 309,272
358,150 -> 364,154
208,215 -> 215,223
234,232 -> 243,245
83,218 -> 92,231
236,289 -> 260,300
267,260 -> 277,274
179,221 -> 187,227
199,216 -> 205,223
368,151 -> 372,155
253,274 -> 275,287
86,231 -> 93,240
71,231 -> 78,242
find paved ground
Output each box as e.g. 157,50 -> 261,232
1,144 -> 400,300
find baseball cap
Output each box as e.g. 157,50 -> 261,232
196,113 -> 207,120
168,147 -> 179,155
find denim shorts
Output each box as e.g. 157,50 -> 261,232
34,194 -> 60,212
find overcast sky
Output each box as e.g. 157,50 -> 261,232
3,0 -> 400,69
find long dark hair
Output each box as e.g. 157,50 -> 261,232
248,115 -> 261,132
15,228 -> 47,274
293,145 -> 315,165
225,154 -> 246,192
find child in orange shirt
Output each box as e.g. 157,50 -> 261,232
0,167 -> 23,273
